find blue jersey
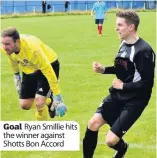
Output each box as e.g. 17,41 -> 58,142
92,2 -> 107,19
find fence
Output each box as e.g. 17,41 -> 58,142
1,1 -> 156,15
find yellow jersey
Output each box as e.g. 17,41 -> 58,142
1,34 -> 60,95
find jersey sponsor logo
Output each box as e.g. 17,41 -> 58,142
23,59 -> 28,63
16,60 -> 33,66
115,58 -> 128,70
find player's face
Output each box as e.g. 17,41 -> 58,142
115,17 -> 132,40
1,36 -> 19,55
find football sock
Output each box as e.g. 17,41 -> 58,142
35,105 -> 48,121
83,128 -> 98,158
108,139 -> 126,151
31,100 -> 36,109
97,25 -> 99,32
99,25 -> 102,34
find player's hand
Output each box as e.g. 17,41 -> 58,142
53,94 -> 67,117
14,73 -> 21,95
112,78 -> 123,89
93,62 -> 105,73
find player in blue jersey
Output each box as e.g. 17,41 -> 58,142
91,0 -> 108,36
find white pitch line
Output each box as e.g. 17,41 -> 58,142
80,142 -> 156,149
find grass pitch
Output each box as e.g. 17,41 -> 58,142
1,12 -> 156,158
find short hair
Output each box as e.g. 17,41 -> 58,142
1,27 -> 20,42
116,10 -> 140,31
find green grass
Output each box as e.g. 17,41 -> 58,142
1,12 -> 156,158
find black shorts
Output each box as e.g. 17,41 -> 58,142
20,60 -> 60,99
95,19 -> 104,24
96,94 -> 149,138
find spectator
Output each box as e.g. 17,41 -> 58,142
65,1 -> 70,12
42,0 -> 46,13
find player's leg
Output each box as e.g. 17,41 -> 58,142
19,98 -> 34,110
35,60 -> 60,120
35,94 -> 48,121
83,113 -> 106,158
19,72 -> 37,110
35,72 -> 50,121
83,94 -> 119,158
106,99 -> 148,158
106,111 -> 129,158
18,72 -> 47,121
106,131 -> 128,158
98,19 -> 104,36
95,19 -> 99,35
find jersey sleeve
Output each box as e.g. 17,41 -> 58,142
103,66 -> 116,74
92,3 -> 96,11
103,3 -> 107,11
123,49 -> 155,91
31,48 -> 60,95
1,48 -> 20,74
8,57 -> 20,74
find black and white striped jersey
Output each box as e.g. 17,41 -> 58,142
104,37 -> 155,100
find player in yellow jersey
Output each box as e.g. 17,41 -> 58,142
1,27 -> 67,121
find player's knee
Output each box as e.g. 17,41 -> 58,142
20,101 -> 32,110
88,118 -> 102,131
35,97 -> 45,109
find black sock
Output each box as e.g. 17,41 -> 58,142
109,139 -> 126,151
83,128 -> 98,158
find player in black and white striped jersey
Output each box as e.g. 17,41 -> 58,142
83,10 -> 155,158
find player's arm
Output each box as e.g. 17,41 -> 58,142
42,64 -> 60,96
105,10 -> 108,20
1,47 -> 20,74
8,57 -> 20,74
91,3 -> 96,16
8,56 -> 21,95
1,48 -> 21,94
103,66 -> 116,74
105,11 -> 108,19
104,3 -> 108,19
123,50 -> 155,91
93,62 -> 116,74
